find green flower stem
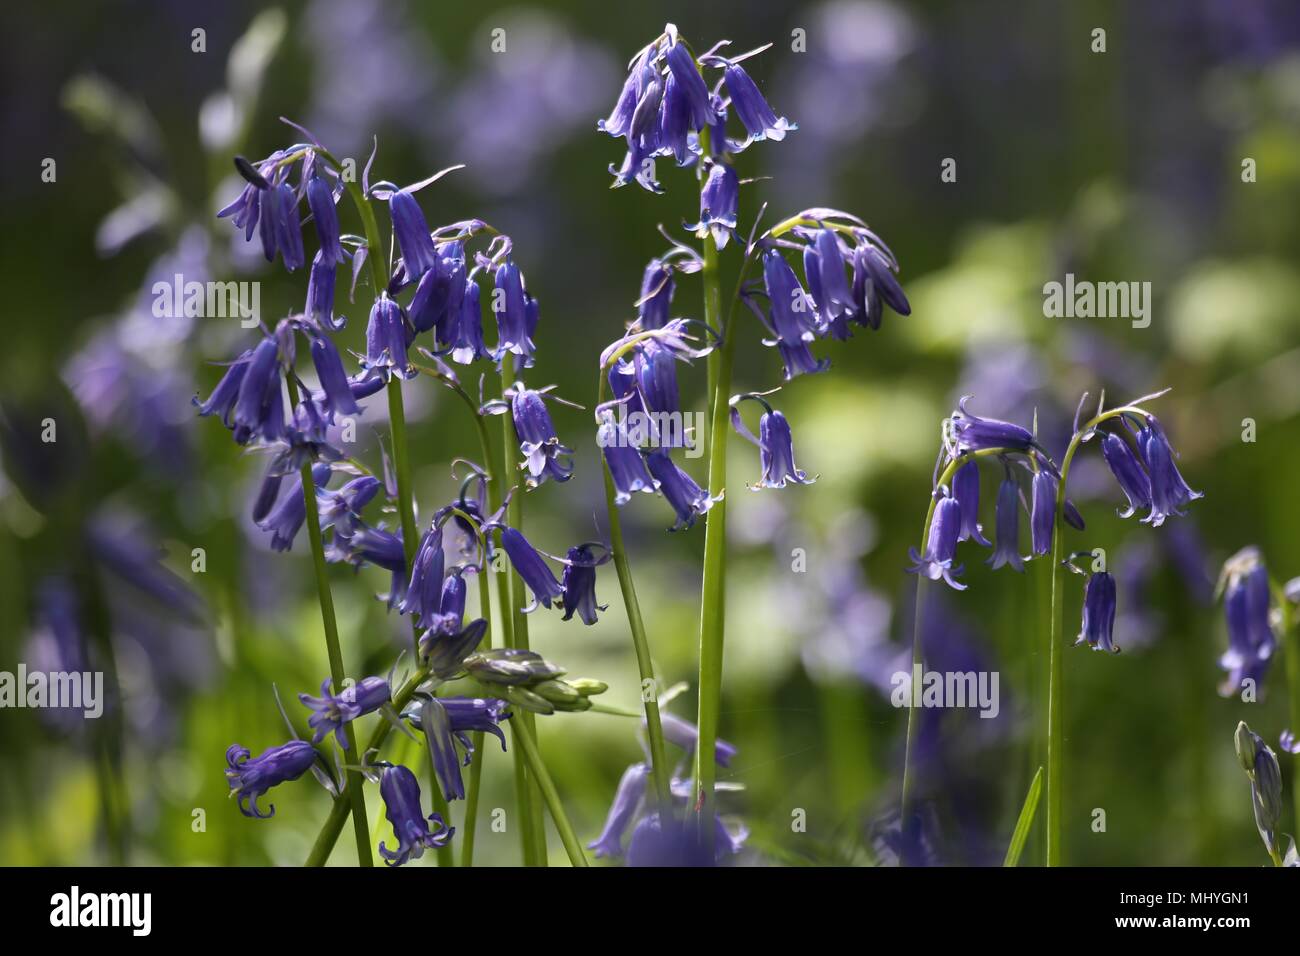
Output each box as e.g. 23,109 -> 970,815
900,447 -> 1011,864
305,665 -> 430,866
595,373 -> 673,814
284,376 -> 372,866
511,715 -> 589,867
460,530 -> 497,867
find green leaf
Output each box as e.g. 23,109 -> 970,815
1003,766 -> 1044,867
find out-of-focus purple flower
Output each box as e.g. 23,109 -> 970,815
1100,431 -> 1151,519
721,60 -> 795,142
660,712 -> 737,767
1218,548 -> 1275,697
560,544 -> 606,626
908,491 -> 965,590
625,812 -> 746,867
224,739 -> 318,819
1030,470 -> 1054,557
1280,730 -> 1298,755
952,460 -> 990,547
1075,571 -> 1118,653
512,386 -> 573,486
588,762 -> 648,859
644,449 -> 719,531
305,174 -> 345,266
685,163 -> 739,249
499,526 -> 564,610
1137,416 -> 1202,526
377,764 -> 452,866
364,293 -> 411,379
299,675 -> 391,748
331,523 -> 406,608
389,189 -> 438,279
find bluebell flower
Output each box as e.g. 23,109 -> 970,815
908,490 -> 966,590
492,260 -> 536,367
775,339 -> 830,380
309,331 -> 359,420
851,243 -> 910,328
448,278 -> 493,364
685,163 -> 739,249
660,712 -> 737,767
634,343 -> 682,424
658,69 -> 694,165
1030,469 -> 1055,557
560,544 -> 607,625
609,133 -> 664,193
399,526 -> 445,626
804,228 -> 854,339
430,566 -> 468,635
599,49 -> 652,139
644,449 -> 720,531
331,523 -> 406,608
305,174 -> 345,266
946,397 -> 1035,456
364,293 -> 412,379
512,386 -> 574,486
762,249 -> 818,345
224,739 -> 318,819
269,182 -> 305,272
1137,416 -> 1202,526
1235,722 -> 1284,858
217,158 -> 270,241
1219,548 -> 1276,696
440,697 -> 511,752
421,618 -> 488,680
1100,431 -> 1151,519
305,251 -> 340,332
637,258 -> 676,330
986,476 -> 1024,572
257,463 -> 332,552
389,189 -> 439,279
664,41 -> 713,129
952,460 -> 990,547
251,468 -> 283,524
194,349 -> 252,429
377,764 -> 453,866
625,812 -> 746,867
588,762 -> 648,858
410,241 -> 466,342
721,60 -> 795,142
500,526 -> 565,610
730,397 -> 813,489
316,475 -> 380,534
231,337 -> 287,445
299,675 -> 391,749
416,697 -> 470,801
1075,571 -> 1118,653
598,412 -> 656,504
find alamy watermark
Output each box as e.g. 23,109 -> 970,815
597,408 -> 708,458
152,273 -> 260,327
1043,273 -> 1151,329
890,664 -> 1000,719
0,664 -> 104,718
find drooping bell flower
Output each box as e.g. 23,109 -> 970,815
658,69 -> 693,165
762,249 -> 818,345
952,459 -> 990,546
364,293 -> 411,378
309,331 -> 359,419
598,412 -> 656,504
299,675 -> 391,749
316,475 -> 380,535
730,397 -> 814,489
560,544 -> 607,625
588,762 -> 649,858
270,182 -> 305,271
232,337 -> 286,445
377,764 -> 453,866
1030,470 -> 1055,557
224,739 -> 318,819
305,250 -> 340,331
217,155 -> 272,241
634,343 -> 682,421
421,618 -> 488,680
644,449 -> 719,531
399,526 -> 445,627
851,243 -> 910,329
257,463 -> 332,552
599,48 -> 652,139
659,712 -> 737,767
194,349 -> 252,429
512,386 -> 574,486
986,476 -> 1024,572
685,163 -> 739,249
1075,571 -> 1118,653
1100,431 -> 1151,519
804,228 -> 855,338
389,189 -> 439,279
305,174 -> 345,266
499,526 -> 565,610
907,490 -> 966,590
721,60 -> 795,142
664,41 -> 713,129
946,396 -> 1035,456
448,279 -> 492,364
1137,416 -> 1202,526
775,339 -> 830,380
417,697 -> 468,801
331,523 -> 406,608
1219,548 -> 1276,697
428,567 -> 468,636
440,697 -> 511,752
637,258 -> 676,330
492,260 -> 536,367
625,812 -> 746,867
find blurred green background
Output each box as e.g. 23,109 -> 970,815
2,0 -> 1300,866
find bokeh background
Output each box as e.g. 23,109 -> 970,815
3,0 -> 1300,866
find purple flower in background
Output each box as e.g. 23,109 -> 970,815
560,544 -> 607,625
299,675 -> 391,748
1030,470 -> 1054,557
225,739 -> 318,819
1137,416 -> 1202,526
389,189 -> 438,279
908,491 -> 966,590
1218,548 -> 1275,696
660,711 -> 737,767
625,812 -> 745,867
982,476 -> 1024,572
952,460 -> 990,547
720,59 -> 795,142
588,762 -> 648,858
1100,431 -> 1151,519
645,449 -> 719,531
377,764 -> 452,866
1075,571 -> 1118,653
685,163 -> 739,249
512,386 -> 574,486
499,526 -> 564,610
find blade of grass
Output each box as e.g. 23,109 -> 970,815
1003,766 -> 1044,868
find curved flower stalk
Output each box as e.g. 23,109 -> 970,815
598,26 -> 912,849
204,122 -> 610,868
900,389 -> 1202,865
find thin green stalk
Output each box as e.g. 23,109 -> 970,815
285,376 -> 372,866
1004,766 -> 1044,867
306,665 -> 429,866
460,535 -> 497,867
511,716 -> 589,867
